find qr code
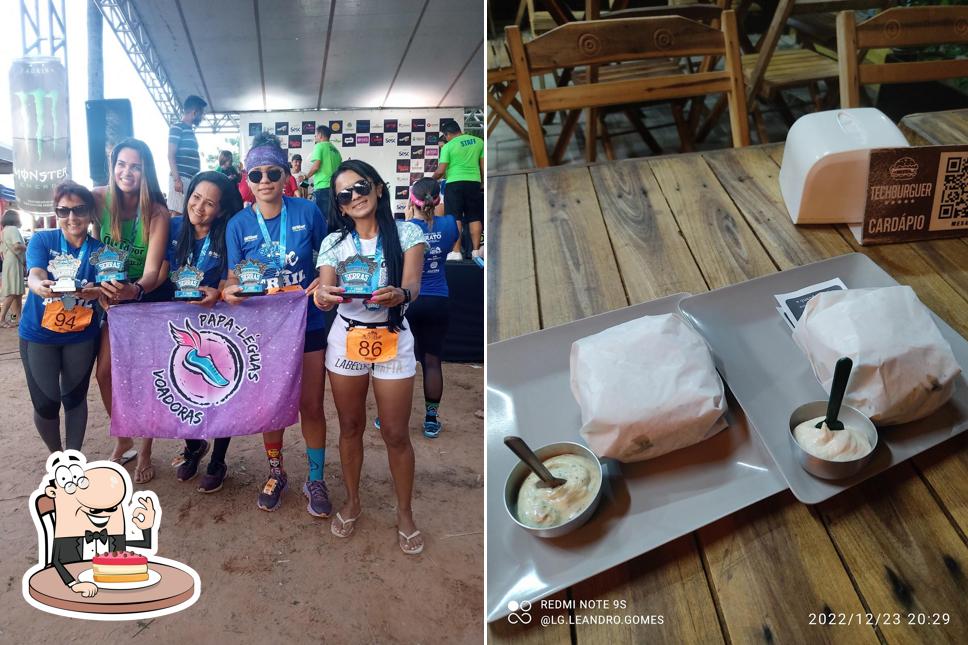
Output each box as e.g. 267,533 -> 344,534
938,154 -> 968,220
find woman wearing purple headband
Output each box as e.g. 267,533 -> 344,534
222,132 -> 332,516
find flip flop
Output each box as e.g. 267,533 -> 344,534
331,511 -> 360,538
110,449 -> 138,466
134,461 -> 155,484
398,529 -> 424,555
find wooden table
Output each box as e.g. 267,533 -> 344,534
899,108 -> 968,146
27,561 -> 195,615
487,128 -> 968,642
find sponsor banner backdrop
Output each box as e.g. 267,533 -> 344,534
109,293 -> 307,439
240,109 -> 461,193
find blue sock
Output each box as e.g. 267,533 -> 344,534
307,447 -> 325,481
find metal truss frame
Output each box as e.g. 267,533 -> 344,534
19,0 -> 68,70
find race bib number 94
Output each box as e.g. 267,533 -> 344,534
41,301 -> 93,333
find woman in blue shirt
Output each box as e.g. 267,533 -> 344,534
222,132 -> 330,515
404,178 -> 460,438
19,181 -> 104,452
166,171 -> 242,492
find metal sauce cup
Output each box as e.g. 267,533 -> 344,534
503,441 -> 604,538
788,401 -> 878,480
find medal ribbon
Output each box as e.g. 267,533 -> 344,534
350,231 -> 384,297
254,202 -> 287,271
187,234 -> 212,272
59,232 -> 90,280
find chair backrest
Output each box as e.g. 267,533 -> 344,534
34,494 -> 55,565
838,5 -> 968,108
506,11 -> 750,166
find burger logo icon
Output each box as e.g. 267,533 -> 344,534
889,157 -> 919,181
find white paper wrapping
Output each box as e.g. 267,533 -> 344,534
570,313 -> 728,462
792,286 -> 962,425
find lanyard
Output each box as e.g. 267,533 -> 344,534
254,202 -> 287,271
59,232 -> 90,278
351,231 -> 383,294
187,233 -> 212,271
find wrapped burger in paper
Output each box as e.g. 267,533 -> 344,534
793,286 -> 962,425
570,314 -> 728,462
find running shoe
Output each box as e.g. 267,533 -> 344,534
175,441 -> 209,481
423,419 -> 443,439
197,462 -> 227,494
257,471 -> 288,511
303,480 -> 333,518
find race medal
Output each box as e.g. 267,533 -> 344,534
234,258 -> 268,296
171,264 -> 205,300
90,245 -> 129,283
337,254 -> 378,299
49,253 -> 82,292
345,327 -> 399,363
41,299 -> 93,333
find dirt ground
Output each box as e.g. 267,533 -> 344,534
0,325 -> 484,644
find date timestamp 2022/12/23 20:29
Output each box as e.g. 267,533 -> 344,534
808,612 -> 951,626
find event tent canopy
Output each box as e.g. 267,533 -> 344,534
125,0 -> 483,118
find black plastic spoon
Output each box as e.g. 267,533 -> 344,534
504,436 -> 566,489
817,357 -> 853,430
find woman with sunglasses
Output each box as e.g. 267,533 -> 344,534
403,178 -> 460,439
19,181 -> 104,452
93,138 -> 171,483
223,132 -> 330,515
165,171 -> 243,492
314,160 -> 427,555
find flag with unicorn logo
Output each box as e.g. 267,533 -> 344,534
108,291 -> 308,439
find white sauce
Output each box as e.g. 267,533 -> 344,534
516,454 -> 602,529
793,416 -> 873,462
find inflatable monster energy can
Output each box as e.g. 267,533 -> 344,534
9,57 -> 70,219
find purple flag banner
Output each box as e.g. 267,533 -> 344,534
109,291 -> 308,439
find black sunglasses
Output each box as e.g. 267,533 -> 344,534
336,179 -> 373,206
55,206 -> 90,218
248,168 -> 284,183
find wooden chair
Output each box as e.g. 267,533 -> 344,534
507,11 -> 750,167
837,5 -> 968,109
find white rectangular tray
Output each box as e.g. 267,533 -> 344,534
678,253 -> 968,505
486,294 -> 786,623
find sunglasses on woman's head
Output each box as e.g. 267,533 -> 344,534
335,179 -> 373,206
55,206 -> 90,218
247,168 -> 284,183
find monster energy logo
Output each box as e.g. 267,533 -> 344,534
14,89 -> 60,160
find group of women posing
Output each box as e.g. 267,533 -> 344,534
17,131 -> 461,556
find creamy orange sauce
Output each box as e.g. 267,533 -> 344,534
516,454 -> 601,528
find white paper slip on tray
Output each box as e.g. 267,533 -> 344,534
486,293 -> 786,623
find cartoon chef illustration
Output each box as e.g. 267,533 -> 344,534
38,451 -> 159,597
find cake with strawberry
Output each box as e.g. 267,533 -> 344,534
92,551 -> 149,583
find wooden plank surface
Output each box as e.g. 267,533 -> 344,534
590,160 -> 708,302
912,434 -> 968,537
527,167 -> 629,327
699,494 -> 879,644
648,155 -> 777,288
571,537 -> 725,644
488,174 -> 540,342
899,108 -> 968,146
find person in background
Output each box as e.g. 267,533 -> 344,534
314,159 -> 427,555
291,154 -> 310,199
167,95 -> 207,214
433,120 -> 483,260
222,131 -> 330,515
305,125 -> 342,227
404,178 -> 460,438
0,209 -> 26,327
217,150 -> 241,185
19,181 -> 104,452
94,138 -> 172,483
166,171 -> 243,492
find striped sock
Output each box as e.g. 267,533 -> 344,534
425,400 -> 440,424
307,447 -> 325,481
265,440 -> 283,475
